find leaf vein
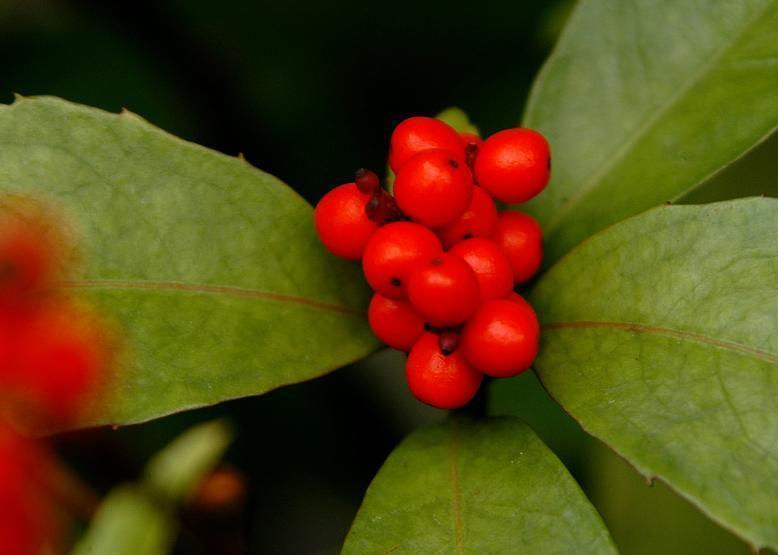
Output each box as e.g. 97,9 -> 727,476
449,419 -> 464,555
60,279 -> 363,317
542,320 -> 778,364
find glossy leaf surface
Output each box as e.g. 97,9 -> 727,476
0,96 -> 376,428
344,417 -> 616,554
532,198 -> 778,550
523,0 -> 778,263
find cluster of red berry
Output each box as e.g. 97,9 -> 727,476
0,200 -> 114,555
0,204 -> 111,425
315,116 -> 549,409
0,425 -> 57,555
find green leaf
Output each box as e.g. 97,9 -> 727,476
681,131 -> 778,204
530,198 -> 778,551
586,440 -> 752,555
143,420 -> 233,503
72,420 -> 232,555
436,107 -> 480,136
343,417 -> 616,554
0,96 -> 377,429
70,486 -> 175,555
522,0 -> 778,264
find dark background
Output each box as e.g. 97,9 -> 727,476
0,1 -> 754,553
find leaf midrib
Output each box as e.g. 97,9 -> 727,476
543,320 -> 778,364
61,279 -> 363,317
538,1 -> 775,236
449,419 -> 464,555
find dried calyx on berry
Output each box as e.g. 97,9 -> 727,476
437,328 -> 461,356
365,187 -> 406,225
405,332 -> 481,410
354,168 -> 380,194
464,142 -> 479,169
356,168 -> 407,226
422,323 -> 463,356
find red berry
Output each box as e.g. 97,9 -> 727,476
506,291 -> 527,305
405,333 -> 482,409
388,116 -> 463,172
393,149 -> 473,228
7,302 -> 110,422
449,238 -> 514,302
314,183 -> 379,261
492,211 -> 543,284
474,128 -> 550,204
368,293 -> 425,351
0,218 -> 55,304
461,296 -> 539,378
437,187 -> 498,248
362,222 -> 442,299
0,426 -> 58,555
407,254 -> 479,326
